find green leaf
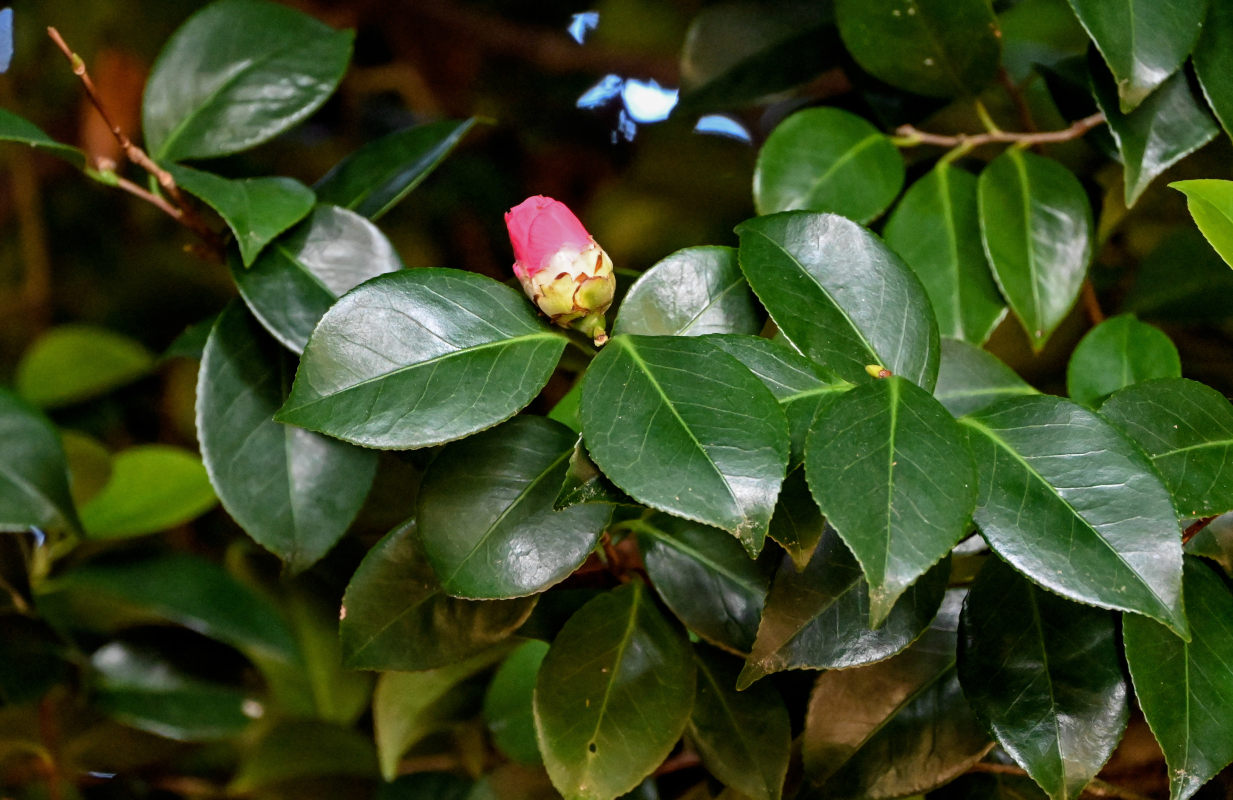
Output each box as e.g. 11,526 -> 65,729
142,0 -> 354,161
167,164 -> 314,266
374,648 -> 509,781
1124,558 -> 1233,800
1194,0 -> 1233,141
277,269 -> 566,449
1066,314 -> 1180,408
636,515 -> 774,654
16,324 -> 154,409
688,646 -> 790,800
198,302 -> 377,572
834,0 -> 1001,98
978,150 -> 1092,352
766,469 -> 826,570
958,557 -> 1127,800
0,389 -> 80,534
1171,179 -> 1233,270
805,376 -> 976,625
340,521 -> 536,671
61,431 -> 112,508
79,445 -> 217,539
230,718 -> 378,791
613,247 -> 762,338
315,119 -> 476,220
1123,228 -> 1233,322
884,164 -> 1006,344
232,205 -> 403,353
535,581 -> 695,800
554,438 -> 635,510
740,527 -> 948,689
0,109 -> 86,167
1066,0 -> 1206,112
800,591 -> 991,799
483,640 -> 550,765
753,108 -> 904,222
91,641 -> 257,741
418,416 -> 610,599
960,395 -> 1187,636
999,0 -> 1091,81
736,212 -> 940,388
1186,514 -> 1233,577
1091,67 -> 1218,208
579,335 -> 789,554
1100,378 -> 1233,518
934,338 -> 1036,418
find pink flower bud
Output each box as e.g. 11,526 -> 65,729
505,195 -> 616,345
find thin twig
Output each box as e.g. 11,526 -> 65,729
998,67 -> 1038,135
894,112 -> 1106,150
1182,515 -> 1219,546
1081,280 -> 1106,325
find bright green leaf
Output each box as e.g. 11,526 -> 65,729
1171,179 -> 1233,270
613,246 -> 762,338
1066,314 -> 1180,408
483,640 -> 549,766
934,338 -> 1036,418
0,389 -> 80,534
79,446 -> 216,539
16,325 -> 154,409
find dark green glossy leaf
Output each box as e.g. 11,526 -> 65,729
741,527 -> 947,688
232,205 -> 403,353
886,165 -> 1007,345
834,0 -> 1001,98
0,109 -> 85,167
1124,558 -> 1233,800
535,581 -> 695,800
1186,514 -> 1233,576
580,335 -> 788,555
316,119 -> 476,219
198,303 -> 377,572
753,108 -> 904,222
1123,228 -> 1233,322
484,640 -> 549,765
978,150 -> 1092,352
958,558 -> 1127,800
688,646 -> 790,800
340,521 -> 537,671
1100,378 -> 1233,518
934,338 -> 1036,418
418,416 -> 610,599
16,325 -> 154,409
168,164 -> 314,266
800,591 -> 991,799
277,269 -> 566,449
1171,179 -> 1233,269
736,212 -> 939,388
1194,0 -> 1233,141
554,438 -> 635,510
143,0 -> 353,161
767,469 -> 826,570
1066,315 -> 1180,408
806,376 -> 976,625
636,515 -> 774,655
0,389 -> 80,534
1066,0 -> 1206,112
960,395 -> 1187,636
1091,67 -> 1218,207
79,445 -> 217,539
999,0 -> 1091,81
613,247 -> 761,338
230,718 -> 378,791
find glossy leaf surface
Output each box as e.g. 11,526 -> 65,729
959,558 -> 1127,800
613,247 -> 762,337
418,416 -> 610,598
806,376 -> 976,625
16,325 -> 154,409
1100,378 -> 1233,518
0,109 -> 85,167
740,527 -> 947,688
79,446 -> 217,540
1124,558 -> 1233,800
978,150 -> 1092,352
143,0 -> 353,161
736,212 -> 939,388
1171,179 -> 1233,269
484,640 -> 549,765
834,0 -> 1001,98
766,469 -> 826,570
1066,314 -> 1180,408
753,107 -> 903,222
884,164 -> 1005,344
233,205 -> 403,353
580,335 -> 789,554
1194,0 -> 1233,140
535,581 -> 695,800
339,522 -> 536,671
0,389 -> 80,533
934,338 -> 1036,418
277,269 -> 565,449
198,303 -> 377,572
961,395 -> 1187,635
554,438 -> 635,510
315,119 -> 476,219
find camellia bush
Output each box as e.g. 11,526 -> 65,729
5,0 -> 1233,799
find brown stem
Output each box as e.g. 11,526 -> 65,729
112,174 -> 187,223
1182,515 -> 1218,545
895,112 -> 1106,150
998,67 -> 1038,135
1081,280 -> 1106,325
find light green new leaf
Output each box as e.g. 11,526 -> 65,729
0,390 -> 80,534
16,325 -> 154,409
1171,180 -> 1233,270
79,446 -> 217,539
1066,314 -> 1180,408
613,247 -> 762,337
0,109 -> 85,167
754,107 -> 904,222
934,338 -> 1037,418
276,269 -> 566,449
961,395 -> 1187,636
